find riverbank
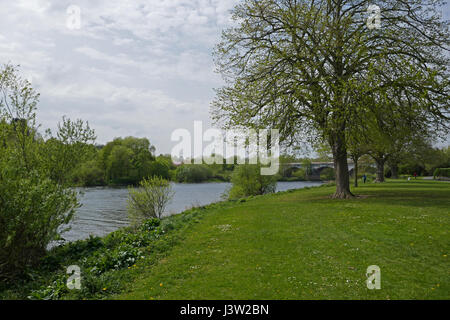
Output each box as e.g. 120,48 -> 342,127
65,181 -> 323,242
1,180 -> 448,299
116,179 -> 449,300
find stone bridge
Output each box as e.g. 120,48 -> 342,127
282,161 -> 355,180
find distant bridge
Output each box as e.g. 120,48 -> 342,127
282,161 -> 355,180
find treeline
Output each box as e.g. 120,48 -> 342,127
68,140 -> 237,186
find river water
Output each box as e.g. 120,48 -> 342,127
62,181 -> 322,242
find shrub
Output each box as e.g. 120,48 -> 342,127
0,171 -> 78,282
127,177 -> 174,225
228,164 -> 277,199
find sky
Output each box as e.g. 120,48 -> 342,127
0,0 -> 449,155
0,0 -> 239,154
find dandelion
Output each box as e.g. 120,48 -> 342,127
160,283 -> 163,287
103,288 -> 107,291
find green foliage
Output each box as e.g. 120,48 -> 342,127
0,64 -> 80,281
228,164 -> 277,199
98,137 -> 156,185
71,160 -> 105,186
127,177 -> 174,224
0,206 -> 205,300
0,171 -> 78,281
320,167 -> 335,181
149,157 -> 171,179
434,168 -> 450,178
212,0 -> 449,197
42,117 -> 96,185
292,168 -> 306,180
175,164 -> 213,183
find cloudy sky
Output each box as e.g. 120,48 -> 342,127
1,1 -> 449,154
1,0 -> 239,154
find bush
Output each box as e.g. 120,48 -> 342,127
0,171 -> 78,282
228,164 -> 277,199
127,177 -> 174,224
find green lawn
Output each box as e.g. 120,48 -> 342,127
115,180 -> 450,300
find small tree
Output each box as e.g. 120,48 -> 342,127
228,164 -> 277,199
127,177 -> 174,225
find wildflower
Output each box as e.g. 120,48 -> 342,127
103,288 -> 107,291
160,283 -> 163,287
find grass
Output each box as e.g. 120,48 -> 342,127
1,180 -> 448,300
115,180 -> 449,300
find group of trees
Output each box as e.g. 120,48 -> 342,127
0,64 -> 95,280
212,0 -> 449,198
71,137 -> 172,186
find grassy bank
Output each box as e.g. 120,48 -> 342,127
116,180 -> 449,300
1,180 -> 448,300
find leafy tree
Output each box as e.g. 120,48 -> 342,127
71,160 -> 105,186
228,164 -> 277,199
42,116 -> 96,185
175,165 -> 213,183
212,0 -> 449,198
149,157 -> 171,180
0,64 -> 79,280
106,145 -> 134,184
99,137 -> 155,185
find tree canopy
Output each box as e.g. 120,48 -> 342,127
212,0 -> 449,198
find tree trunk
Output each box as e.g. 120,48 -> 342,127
330,135 -> 353,199
390,163 -> 399,179
375,158 -> 385,183
353,158 -> 359,188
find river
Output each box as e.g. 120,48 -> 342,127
62,181 -> 322,242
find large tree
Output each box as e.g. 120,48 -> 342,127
212,0 -> 449,198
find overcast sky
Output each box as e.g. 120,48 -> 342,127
1,1 -> 449,154
1,0 -> 239,154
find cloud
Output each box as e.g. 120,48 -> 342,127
0,0 -> 239,154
